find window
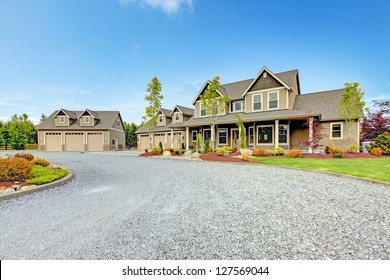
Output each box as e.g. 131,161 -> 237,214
253,94 -> 262,111
116,119 -> 120,126
279,125 -> 288,144
175,112 -> 180,121
84,116 -> 90,123
192,131 -> 197,141
159,115 -> 163,123
111,138 -> 116,146
218,129 -> 228,145
330,123 -> 343,139
268,91 -> 278,109
59,116 -> 65,123
231,100 -> 245,112
248,126 -> 254,145
203,129 -> 211,141
257,125 -> 273,144
200,103 -> 206,117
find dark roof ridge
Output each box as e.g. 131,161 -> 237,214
302,88 -> 345,96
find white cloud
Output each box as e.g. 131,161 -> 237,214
119,0 -> 193,15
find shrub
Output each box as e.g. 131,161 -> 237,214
332,149 -> 344,158
151,146 -> 162,155
14,153 -> 34,161
33,158 -> 50,167
347,144 -> 361,153
284,150 -> 304,158
144,148 -> 148,153
159,141 -> 163,152
216,146 -> 231,156
204,140 -> 210,154
368,132 -> 390,155
0,157 -> 33,182
242,155 -> 250,161
271,147 -> 285,156
230,147 -> 237,153
370,147 -> 383,156
207,147 -> 214,153
325,146 -> 331,154
27,165 -> 68,185
252,148 -> 269,157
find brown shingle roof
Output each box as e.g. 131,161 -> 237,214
218,69 -> 299,101
166,89 -> 345,128
36,110 -> 122,130
175,105 -> 194,116
160,108 -> 172,116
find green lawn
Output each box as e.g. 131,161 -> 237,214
250,157 -> 390,183
27,165 -> 69,185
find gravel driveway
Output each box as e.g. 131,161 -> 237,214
0,151 -> 389,259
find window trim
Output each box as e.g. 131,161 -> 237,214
252,93 -> 263,112
268,91 -> 279,110
59,116 -> 65,123
256,125 -> 274,145
84,116 -> 90,123
248,126 -> 254,145
278,124 -> 289,145
330,122 -> 343,140
231,100 -> 245,113
191,130 -> 197,142
203,128 -> 211,141
175,112 -> 180,121
200,103 -> 207,117
218,128 -> 228,146
158,114 -> 163,123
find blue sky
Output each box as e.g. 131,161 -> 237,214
1,0 -> 389,124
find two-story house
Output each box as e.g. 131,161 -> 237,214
136,66 -> 360,152
36,109 -> 125,151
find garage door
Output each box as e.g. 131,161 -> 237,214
65,132 -> 85,151
46,133 -> 62,151
154,133 -> 165,149
139,134 -> 149,151
87,132 -> 103,151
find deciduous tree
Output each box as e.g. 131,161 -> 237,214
142,77 -> 163,150
362,100 -> 390,140
338,82 -> 365,145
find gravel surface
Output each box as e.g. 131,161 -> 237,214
0,151 -> 389,260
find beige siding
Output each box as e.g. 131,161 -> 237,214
318,121 -> 359,151
171,110 -> 183,124
80,116 -> 95,127
55,116 -> 70,126
156,114 -> 166,126
111,114 -> 124,131
290,127 -> 308,150
195,102 -> 200,118
246,92 -> 266,113
289,91 -> 297,109
278,89 -> 287,109
110,129 -> 125,150
246,89 -> 289,112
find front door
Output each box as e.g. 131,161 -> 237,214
231,128 -> 239,149
203,129 -> 211,141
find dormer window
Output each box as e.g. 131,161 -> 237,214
59,116 -> 65,123
175,112 -> 180,121
231,100 -> 245,112
159,115 -> 163,123
116,119 -> 120,126
84,116 -> 90,123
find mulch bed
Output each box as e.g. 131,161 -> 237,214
200,152 -> 257,164
0,181 -> 30,190
139,152 -> 182,157
304,152 -> 387,159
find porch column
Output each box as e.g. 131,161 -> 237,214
274,120 -> 279,148
170,129 -> 174,149
308,117 -> 314,153
185,126 -> 189,150
211,124 -> 215,141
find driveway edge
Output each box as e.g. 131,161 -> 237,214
0,169 -> 74,202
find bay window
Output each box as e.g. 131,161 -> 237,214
257,125 -> 273,144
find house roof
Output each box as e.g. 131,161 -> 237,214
160,108 -> 172,116
165,89 -> 345,129
172,105 -> 194,116
53,108 -> 78,120
82,109 -> 100,120
36,110 -> 122,130
136,121 -> 173,134
210,69 -> 299,101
